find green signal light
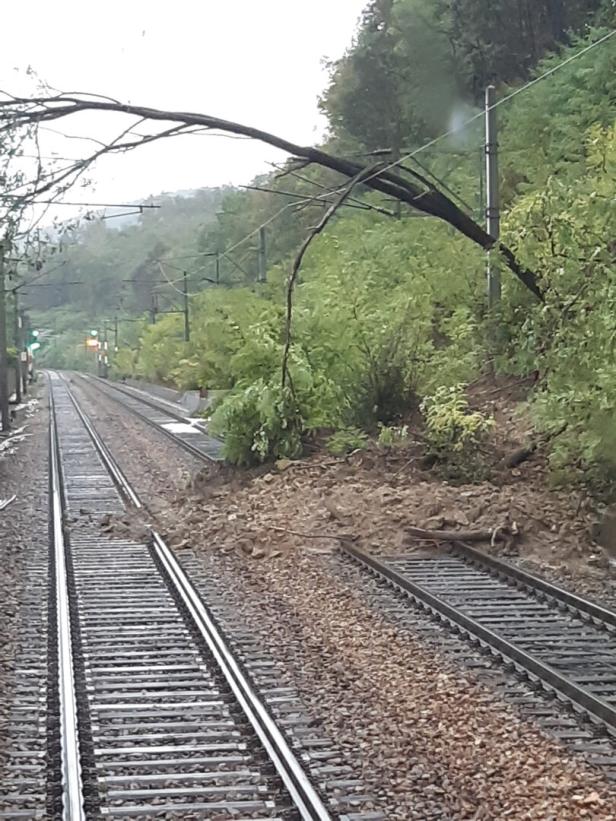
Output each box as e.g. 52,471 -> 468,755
90,329 -> 98,336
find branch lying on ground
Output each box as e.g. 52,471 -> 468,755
267,524 -> 359,541
497,423 -> 568,471
407,524 -> 520,544
499,444 -> 537,469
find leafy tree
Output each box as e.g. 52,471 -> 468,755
321,0 -> 608,155
500,27 -> 616,199
501,123 -> 616,487
434,0 -> 606,98
321,0 -> 458,150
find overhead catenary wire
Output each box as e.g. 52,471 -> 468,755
156,260 -> 205,298
156,193 -> 325,266
179,28 -> 616,268
353,27 -> 616,187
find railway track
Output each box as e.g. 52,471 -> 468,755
73,372 -> 616,765
2,371 -> 342,820
74,374 -> 223,463
19,368 -> 616,804
342,540 -> 616,766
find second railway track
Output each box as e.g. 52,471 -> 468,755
343,539 -> 616,769
74,374 -> 224,463
54,371 -> 616,785
42,371 -> 340,819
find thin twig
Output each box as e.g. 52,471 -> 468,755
264,524 -> 358,541
281,164 -> 380,389
392,456 -> 415,479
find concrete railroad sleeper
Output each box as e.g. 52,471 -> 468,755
341,540 -> 616,765
23,371 -> 346,820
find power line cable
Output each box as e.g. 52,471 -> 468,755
359,27 -> 616,187
218,30 -> 615,259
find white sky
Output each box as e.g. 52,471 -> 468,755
1,0 -> 367,218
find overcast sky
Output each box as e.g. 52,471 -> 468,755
1,0 -> 367,218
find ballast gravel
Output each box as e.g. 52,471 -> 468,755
0,390 -> 49,798
194,547 -> 616,820
67,374 -> 200,497
68,377 -> 616,819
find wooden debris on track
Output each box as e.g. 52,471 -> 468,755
407,522 -> 521,546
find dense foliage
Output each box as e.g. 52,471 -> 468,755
320,0 -> 612,151
29,2 -> 616,486
502,123 -> 616,486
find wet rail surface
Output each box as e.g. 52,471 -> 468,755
74,373 -> 223,462
26,372 -> 339,820
342,540 -> 616,770
60,373 -> 616,757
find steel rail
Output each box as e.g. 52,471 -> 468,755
449,540 -> 616,627
75,373 -> 220,464
95,378 -> 209,430
56,374 -> 332,821
341,541 -> 616,731
48,374 -> 87,820
152,532 -> 332,821
58,373 -> 142,509
84,373 -> 207,428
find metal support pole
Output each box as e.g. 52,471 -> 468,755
485,85 -> 501,308
257,227 -> 267,283
151,293 -> 157,324
96,327 -> 102,377
215,251 -> 220,285
478,145 -> 485,223
102,323 -> 109,378
19,310 -> 28,396
114,316 -> 119,352
13,290 -> 21,405
391,137 -> 402,219
0,244 -> 10,432
182,271 -> 190,342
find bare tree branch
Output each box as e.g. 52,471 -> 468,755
269,161 -> 397,218
0,93 -> 544,299
281,165 -> 380,390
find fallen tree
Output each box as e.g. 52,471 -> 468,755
0,92 -> 544,300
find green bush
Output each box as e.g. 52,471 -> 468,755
421,384 -> 493,480
500,123 -> 616,488
326,427 -> 369,456
377,423 -> 410,449
210,380 -> 303,466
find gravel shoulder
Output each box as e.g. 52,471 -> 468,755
70,375 -> 616,819
0,385 -> 50,806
